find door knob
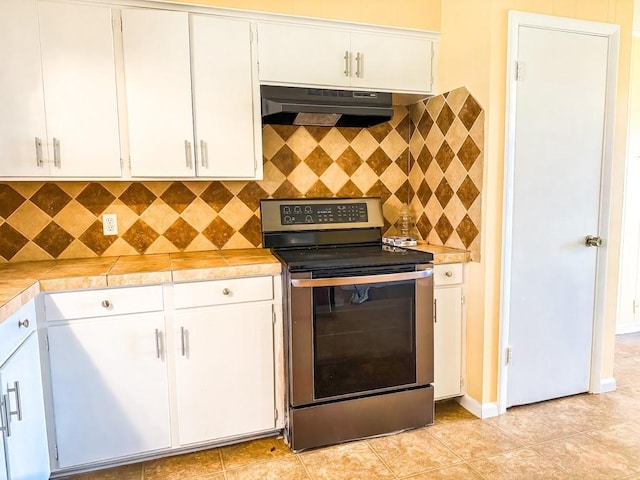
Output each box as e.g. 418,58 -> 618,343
585,235 -> 602,247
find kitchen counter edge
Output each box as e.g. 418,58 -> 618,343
0,245 -> 470,323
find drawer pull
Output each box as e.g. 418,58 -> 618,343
101,300 -> 111,309
445,271 -> 453,277
222,288 -> 231,296
17,318 -> 29,329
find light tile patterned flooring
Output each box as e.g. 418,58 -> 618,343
65,333 -> 640,480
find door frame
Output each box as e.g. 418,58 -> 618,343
498,11 -> 620,414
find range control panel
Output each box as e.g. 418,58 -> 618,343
279,202 -> 368,225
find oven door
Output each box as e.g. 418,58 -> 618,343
288,264 -> 433,407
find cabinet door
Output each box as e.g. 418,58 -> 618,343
1,333 -> 50,480
350,32 -> 434,93
433,286 -> 463,400
47,314 -> 171,468
0,0 -> 48,177
191,15 -> 260,178
257,22 -> 350,88
174,303 -> 275,445
122,9 -> 195,178
38,1 -> 121,178
0,436 -> 6,480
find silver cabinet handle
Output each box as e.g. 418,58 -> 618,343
355,52 -> 362,78
434,298 -> 438,323
585,235 -> 603,247
155,329 -> 161,359
185,140 -> 193,169
0,395 -> 10,437
291,269 -> 433,288
200,140 -> 209,168
35,137 -> 43,167
17,318 -> 29,329
445,271 -> 453,277
53,138 -> 61,168
344,50 -> 350,77
7,382 -> 22,421
222,288 -> 231,296
101,300 -> 111,309
180,326 -> 186,357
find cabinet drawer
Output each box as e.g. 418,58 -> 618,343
433,263 -> 463,286
173,276 -> 274,309
0,300 -> 36,363
44,285 -> 164,321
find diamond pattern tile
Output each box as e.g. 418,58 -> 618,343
119,183 -> 157,215
0,184 -> 26,219
436,103 -> 455,135
0,88 -> 484,263
122,220 -> 159,255
30,183 -> 72,217
160,182 -> 197,214
33,222 -> 74,258
75,183 -> 116,216
80,220 -> 118,256
203,217 -> 235,249
0,223 -> 29,261
163,218 -> 198,250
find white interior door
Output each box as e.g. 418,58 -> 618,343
504,24 -> 610,407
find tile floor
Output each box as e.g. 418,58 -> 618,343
63,333 -> 640,480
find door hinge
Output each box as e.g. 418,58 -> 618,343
460,377 -> 464,388
461,294 -> 465,305
272,311 -> 276,325
45,334 -> 50,352
274,409 -> 278,422
506,346 -> 513,365
515,61 -> 523,81
55,445 -> 59,461
120,157 -> 124,169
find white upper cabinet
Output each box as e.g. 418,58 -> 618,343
0,0 -> 121,179
257,21 -> 437,94
349,32 -> 434,92
190,15 -> 261,179
122,10 -> 262,179
257,23 -> 351,88
38,1 -> 121,178
0,0 -> 47,178
122,9 -> 195,178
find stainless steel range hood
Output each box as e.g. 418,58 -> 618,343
260,85 -> 394,127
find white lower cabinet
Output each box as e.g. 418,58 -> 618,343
0,300 -> 49,480
43,276 -> 282,472
45,286 -> 171,468
174,302 -> 276,445
433,264 -> 465,400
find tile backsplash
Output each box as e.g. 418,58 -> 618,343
0,87 -> 483,263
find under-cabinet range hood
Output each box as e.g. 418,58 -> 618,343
260,85 -> 394,127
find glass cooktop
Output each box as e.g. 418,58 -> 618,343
272,244 -> 434,272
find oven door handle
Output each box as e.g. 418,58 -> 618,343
290,269 -> 432,288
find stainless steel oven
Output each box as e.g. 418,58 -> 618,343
261,197 -> 435,451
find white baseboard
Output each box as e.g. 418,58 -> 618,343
616,322 -> 640,335
596,377 -> 617,393
456,395 -> 499,419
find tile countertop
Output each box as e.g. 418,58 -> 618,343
0,245 -> 469,324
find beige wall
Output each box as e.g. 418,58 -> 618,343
167,0 -> 441,30
166,0 -> 634,407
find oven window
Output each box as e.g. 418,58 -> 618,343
312,279 -> 416,399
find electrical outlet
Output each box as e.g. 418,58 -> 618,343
103,214 -> 118,235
